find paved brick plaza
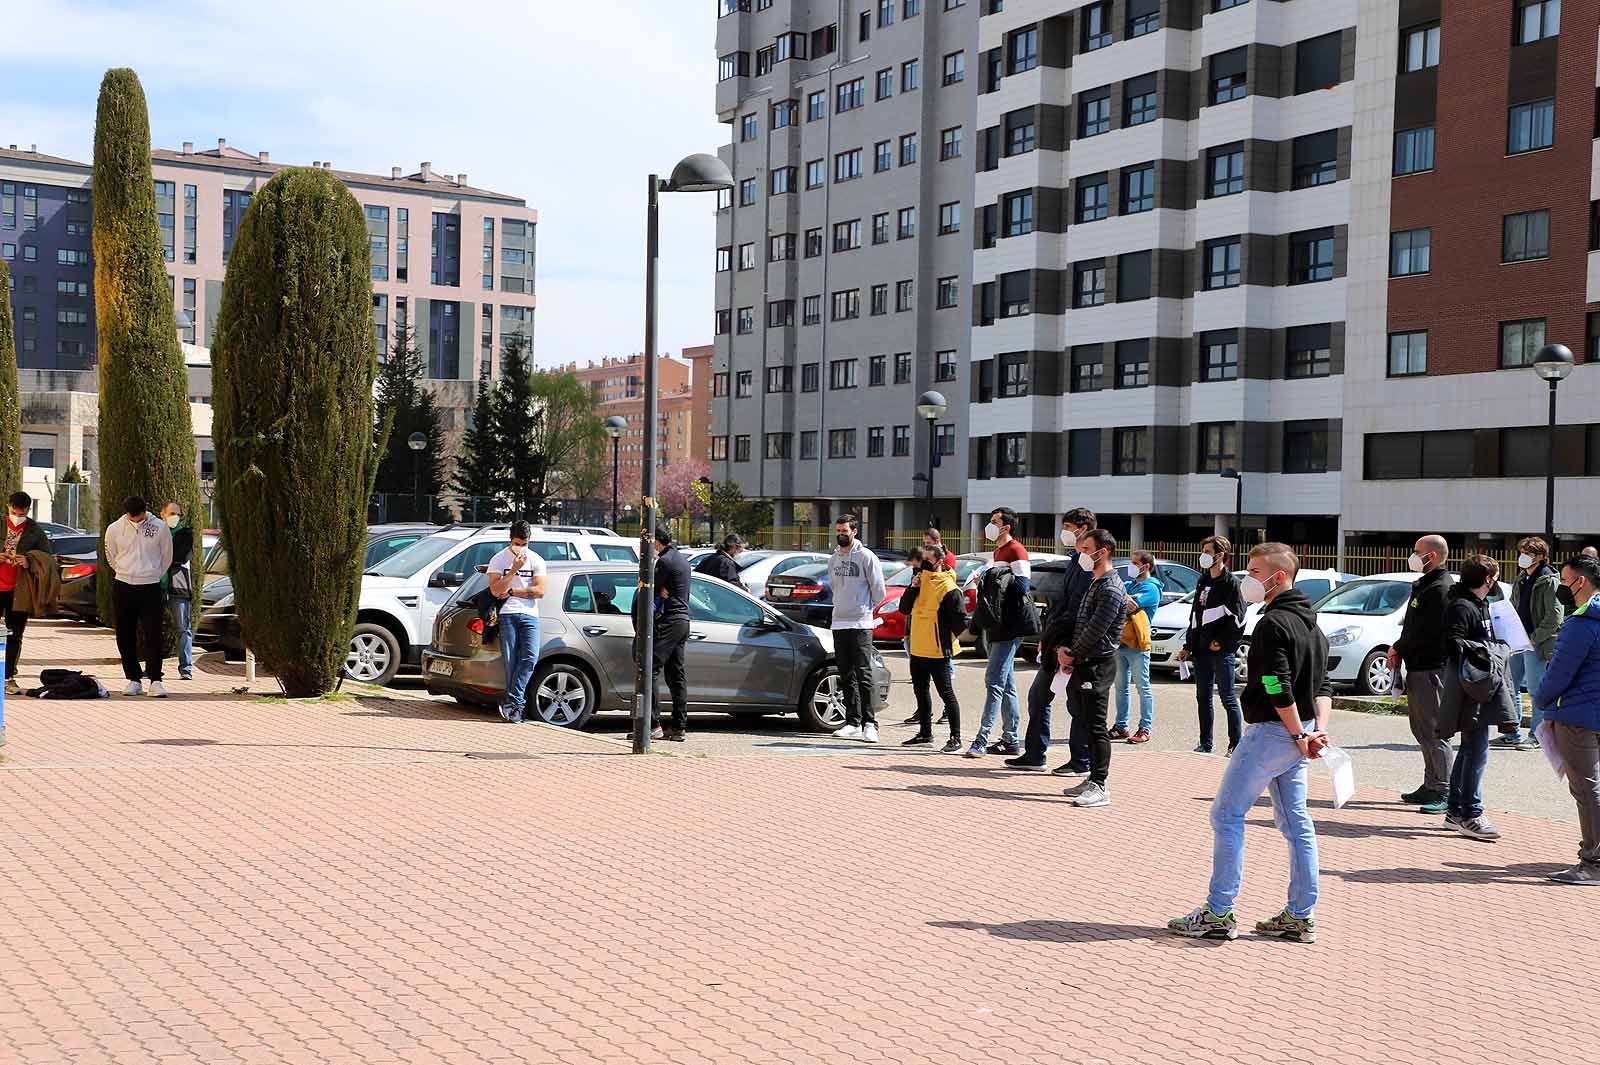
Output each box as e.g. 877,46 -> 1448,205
2,621 -> 1596,1065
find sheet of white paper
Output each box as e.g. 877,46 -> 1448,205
1488,600 -> 1532,652
1177,659 -> 1192,681
1319,745 -> 1355,809
1050,669 -> 1072,696
1200,605 -> 1232,626
1535,720 -> 1566,779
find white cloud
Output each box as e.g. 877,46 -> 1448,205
4,0 -> 727,368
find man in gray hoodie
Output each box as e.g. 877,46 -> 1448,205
829,513 -> 886,743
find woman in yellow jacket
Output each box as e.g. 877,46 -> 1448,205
898,547 -> 967,753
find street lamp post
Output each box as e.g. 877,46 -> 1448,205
1532,343 -> 1575,546
632,154 -> 735,756
1220,467 -> 1242,550
604,415 -> 627,530
407,431 -> 428,521
916,390 -> 947,528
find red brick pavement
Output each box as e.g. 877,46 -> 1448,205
1,623 -> 1596,1064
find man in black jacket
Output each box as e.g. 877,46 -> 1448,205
159,501 -> 196,681
694,534 -> 746,586
1058,529 -> 1131,808
1179,535 -> 1244,755
1389,534 -> 1455,806
1006,507 -> 1097,772
1,491 -> 53,695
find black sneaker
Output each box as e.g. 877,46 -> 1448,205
900,714 -> 922,726
1052,761 -> 1091,777
1003,755 -> 1047,771
940,738 -> 964,754
986,741 -> 1020,755
1400,786 -> 1443,805
902,733 -> 934,746
663,730 -> 687,742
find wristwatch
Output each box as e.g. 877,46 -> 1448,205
1292,732 -> 1311,742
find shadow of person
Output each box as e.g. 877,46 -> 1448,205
929,919 -> 1227,947
862,783 -> 1075,804
1324,861 -> 1567,886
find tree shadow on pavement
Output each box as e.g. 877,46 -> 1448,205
862,783 -> 1075,804
1323,861 -> 1567,886
929,919 -> 1226,947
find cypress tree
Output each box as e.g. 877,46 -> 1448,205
91,68 -> 202,624
211,167 -> 378,696
0,260 -> 20,496
490,335 -> 538,516
451,365 -> 501,519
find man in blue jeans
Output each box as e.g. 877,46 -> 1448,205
488,521 -> 548,723
1112,550 -> 1162,744
1169,543 -> 1332,944
966,508 -> 1030,756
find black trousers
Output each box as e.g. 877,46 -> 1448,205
1067,654 -> 1117,786
0,589 -> 26,680
113,580 -> 166,682
910,655 -> 960,739
834,628 -> 877,727
647,612 -> 690,730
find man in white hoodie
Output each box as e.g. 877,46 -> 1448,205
829,513 -> 886,743
104,496 -> 173,697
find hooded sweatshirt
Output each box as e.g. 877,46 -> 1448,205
1535,596 -> 1600,731
829,540 -> 886,631
104,514 -> 174,586
1241,587 -> 1330,726
902,566 -> 963,659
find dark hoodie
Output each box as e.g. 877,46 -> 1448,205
1241,588 -> 1331,726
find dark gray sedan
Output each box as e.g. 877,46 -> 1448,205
421,562 -> 889,732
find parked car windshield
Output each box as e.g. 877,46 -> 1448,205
366,535 -> 460,578
1315,579 -> 1411,616
734,550 -> 774,570
52,534 -> 99,557
592,543 -> 638,563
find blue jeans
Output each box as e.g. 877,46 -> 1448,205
1194,650 -> 1243,751
973,636 -> 1022,748
1508,650 -> 1546,739
1449,725 -> 1490,820
1207,720 -> 1319,920
1114,646 -> 1154,733
499,613 -> 542,716
168,597 -> 193,675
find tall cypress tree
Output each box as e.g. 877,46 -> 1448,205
0,260 -> 20,496
91,68 -> 201,622
451,365 -> 501,520
489,334 -> 539,517
211,167 -> 378,696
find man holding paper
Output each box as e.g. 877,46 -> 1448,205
1497,537 -> 1564,751
1534,555 -> 1600,885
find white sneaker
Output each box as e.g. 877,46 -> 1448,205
863,724 -> 879,743
1072,782 -> 1111,808
149,681 -> 168,698
124,681 -> 143,697
834,725 -> 863,740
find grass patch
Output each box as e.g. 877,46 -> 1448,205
1333,695 -> 1407,715
255,691 -> 357,705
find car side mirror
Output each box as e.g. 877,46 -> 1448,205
429,571 -> 463,589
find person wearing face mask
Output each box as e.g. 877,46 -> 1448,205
1005,507 -> 1097,772
1169,543 -> 1331,944
1497,537 -> 1564,751
922,527 -> 958,571
0,492 -> 55,696
829,514 -> 886,743
1532,555 -> 1600,884
1112,550 -> 1162,744
966,508 -> 1030,757
1056,529 -> 1132,808
1178,537 -> 1244,755
1389,534 -> 1455,808
159,502 -> 195,682
104,496 -> 174,698
898,548 -> 966,753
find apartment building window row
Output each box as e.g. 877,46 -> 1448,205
1369,423 -> 1600,481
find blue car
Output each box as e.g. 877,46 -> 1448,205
764,560 -> 907,628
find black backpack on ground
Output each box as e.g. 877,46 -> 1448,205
26,669 -> 108,699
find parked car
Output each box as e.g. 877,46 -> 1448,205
730,550 -> 829,597
1018,556 -> 1199,662
954,552 -> 1069,658
1150,569 -> 1356,680
764,560 -> 909,628
872,557 -> 988,645
421,561 -> 890,731
37,521 -> 83,538
51,534 -> 100,622
196,524 -> 439,660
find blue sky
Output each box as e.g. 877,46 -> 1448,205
1,0 -> 727,369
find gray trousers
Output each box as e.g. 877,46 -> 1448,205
1550,723 -> 1600,867
1406,666 -> 1454,792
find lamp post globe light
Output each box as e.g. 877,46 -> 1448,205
916,390 -> 948,527
407,431 -> 428,521
632,152 -> 735,755
1532,343 -> 1575,545
604,415 -> 628,530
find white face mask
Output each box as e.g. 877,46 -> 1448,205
1076,550 -> 1095,573
984,522 -> 1000,542
1517,553 -> 1535,570
1198,552 -> 1214,569
1126,563 -> 1139,578
1240,574 -> 1271,604
1407,552 -> 1428,573
165,514 -> 181,529
1060,528 -> 1076,547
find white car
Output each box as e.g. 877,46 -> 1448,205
1150,569 -> 1356,681
731,550 -> 829,597
351,525 -> 639,684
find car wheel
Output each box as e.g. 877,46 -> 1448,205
345,623 -> 401,685
1234,643 -> 1249,685
528,661 -> 596,729
799,667 -> 847,732
1357,648 -> 1393,696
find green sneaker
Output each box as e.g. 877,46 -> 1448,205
1419,797 -> 1449,814
1167,906 -> 1238,941
1254,909 -> 1316,944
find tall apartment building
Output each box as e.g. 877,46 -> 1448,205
567,353 -> 700,468
710,0 -> 978,539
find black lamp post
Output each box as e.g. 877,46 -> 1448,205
1220,467 -> 1242,549
916,390 -> 947,528
407,431 -> 427,521
633,153 -> 735,755
1532,343 -> 1575,546
604,415 -> 627,530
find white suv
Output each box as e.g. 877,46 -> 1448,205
348,525 -> 638,684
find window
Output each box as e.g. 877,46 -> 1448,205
1282,421 -> 1328,474
940,127 -> 963,160
900,133 -> 919,165
805,228 -> 823,257
1287,324 -> 1333,378
869,354 -> 887,385
1516,0 -> 1560,44
1214,0 -> 1248,8
935,424 -> 955,457
800,431 -> 819,459
1074,261 -> 1106,307
767,300 -> 794,327
1116,340 -> 1149,388
998,271 -> 1031,316
715,310 -> 731,335
1390,228 -> 1431,276
828,429 -> 857,459
867,427 -> 886,458
772,99 -> 798,128
803,295 -> 822,325
1071,346 -> 1104,393
1008,26 -> 1038,73
1081,2 -> 1112,51
1388,331 -> 1427,376
1291,228 -> 1335,284
1002,190 -> 1033,237
943,51 -> 966,85
1198,423 -> 1238,473
736,307 -> 754,334
1208,143 -> 1245,196
939,202 -> 962,234
734,435 -> 751,462
937,276 -> 960,308
1004,109 -> 1035,155
1504,209 -> 1550,262
834,149 -> 862,182
805,160 -> 825,189
878,0 -> 895,26
1077,174 -> 1109,222
767,366 -> 793,393
896,280 -> 914,311
905,0 -> 921,15
1401,24 -> 1439,72
837,78 -> 864,112
1500,318 -> 1546,368
902,59 -> 920,92
1501,426 -> 1554,476
1069,428 -> 1102,477
830,358 -> 859,390
765,433 -> 792,461
892,206 -> 914,239
808,91 -> 827,121
1124,74 -> 1157,127
154,180 -> 175,261
1202,330 -> 1239,381
833,219 -> 862,252
1210,48 -> 1247,104
770,167 -> 795,194
832,290 -> 860,320
894,352 -> 912,383
936,349 -> 958,381
996,434 -> 1029,478
875,141 -> 893,172
1204,237 -> 1242,289
1508,99 -> 1555,153
1365,431 -> 1475,479
1121,165 -> 1155,214
1114,428 -> 1149,475
998,352 -> 1029,398
719,53 -> 749,81
770,233 -> 795,261
1295,32 -> 1342,94
1128,0 -> 1159,37
871,284 -> 889,316
182,184 -> 197,264
756,44 -> 776,75
738,242 -> 756,270
716,246 -> 731,272
893,425 -> 911,456
877,68 -> 895,101
717,188 -> 732,211
802,363 -> 820,392
1394,126 -> 1435,174
1292,131 -> 1338,188
1117,251 -> 1152,302
739,178 -> 757,205
740,114 -> 758,142
873,213 -> 890,244
1079,88 -> 1111,138
735,370 -> 753,397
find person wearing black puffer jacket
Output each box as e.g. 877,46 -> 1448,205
1180,536 -> 1245,755
1435,555 -> 1518,838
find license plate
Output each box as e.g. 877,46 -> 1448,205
770,586 -> 792,599
427,660 -> 454,677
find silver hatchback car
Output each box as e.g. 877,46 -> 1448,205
421,562 -> 889,732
